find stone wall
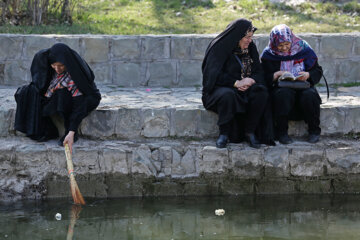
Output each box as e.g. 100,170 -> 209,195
0,33 -> 359,87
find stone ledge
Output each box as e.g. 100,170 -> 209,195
1,85 -> 360,139
0,136 -> 359,200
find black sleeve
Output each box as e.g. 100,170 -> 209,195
250,56 -> 265,85
68,96 -> 87,132
214,56 -> 238,88
68,94 -> 100,132
261,59 -> 279,89
307,61 -> 322,86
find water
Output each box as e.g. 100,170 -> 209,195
1,195 -> 360,240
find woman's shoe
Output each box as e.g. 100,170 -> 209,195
216,135 -> 228,148
307,134 -> 320,143
278,133 -> 293,144
245,133 -> 261,149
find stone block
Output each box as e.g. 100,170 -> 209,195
147,61 -> 176,86
177,60 -> 202,87
79,110 -> 117,139
317,58 -> 337,84
0,109 -> 14,137
115,109 -> 143,139
141,36 -> 170,60
230,148 -> 263,178
300,35 -> 319,52
256,179 -> 296,194
171,36 -> 192,59
200,146 -> 229,173
221,179 -> 255,194
70,148 -> 100,174
23,36 -> 56,59
105,174 -> 143,197
0,63 -> 4,84
344,107 -> 360,133
191,36 -> 212,60
55,37 -> 81,52
264,147 -> 290,177
288,121 -> 307,136
4,60 -> 30,85
0,36 -> 23,60
253,35 -> 269,54
171,109 -> 199,137
101,147 -> 128,174
196,110 -> 218,138
132,144 -> 157,176
141,109 -> 170,138
297,180 -> 332,194
112,37 -> 141,59
159,146 -> 172,176
113,62 -> 143,86
319,107 -> 347,135
289,147 -> 325,177
320,35 -> 353,58
91,63 -> 112,84
171,149 -> 196,176
332,177 -> 360,194
338,60 -> 360,83
326,147 -> 360,175
83,38 -> 109,63
355,37 -> 360,56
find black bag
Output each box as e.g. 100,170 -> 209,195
278,80 -> 310,89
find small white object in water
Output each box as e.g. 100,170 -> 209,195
215,209 -> 225,216
55,213 -> 62,220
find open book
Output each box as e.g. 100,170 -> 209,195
279,72 -> 305,81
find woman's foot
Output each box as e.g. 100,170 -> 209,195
307,134 -> 320,143
245,133 -> 261,149
216,135 -> 228,148
278,133 -> 293,144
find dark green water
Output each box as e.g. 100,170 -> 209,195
1,195 -> 360,240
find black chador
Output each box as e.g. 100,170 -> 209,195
202,18 -> 275,148
14,43 -> 101,142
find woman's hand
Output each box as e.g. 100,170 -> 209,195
63,131 -> 75,153
297,71 -> 310,81
234,78 -> 255,92
273,71 -> 285,81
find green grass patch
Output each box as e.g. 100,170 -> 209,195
1,0 -> 359,34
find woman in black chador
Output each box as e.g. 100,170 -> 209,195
202,18 -> 274,148
15,43 -> 101,152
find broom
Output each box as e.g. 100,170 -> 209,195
64,144 -> 85,205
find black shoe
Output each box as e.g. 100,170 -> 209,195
308,134 -> 320,143
216,135 -> 228,148
245,133 -> 261,149
278,133 -> 293,145
37,134 -> 58,142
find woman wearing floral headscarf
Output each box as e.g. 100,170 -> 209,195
261,24 -> 323,144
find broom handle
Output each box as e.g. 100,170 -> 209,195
65,144 -> 75,175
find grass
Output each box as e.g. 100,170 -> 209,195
0,0 -> 359,34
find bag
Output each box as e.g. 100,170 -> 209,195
278,80 -> 310,89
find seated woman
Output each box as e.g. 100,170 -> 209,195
15,43 -> 101,152
261,24 -> 322,144
202,18 -> 274,149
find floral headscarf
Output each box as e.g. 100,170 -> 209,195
261,24 -> 318,76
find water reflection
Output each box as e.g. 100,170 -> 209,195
1,195 -> 360,239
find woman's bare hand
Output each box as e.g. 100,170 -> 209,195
273,71 -> 285,81
63,131 -> 75,153
297,71 -> 310,81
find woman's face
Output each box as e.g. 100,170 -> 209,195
238,31 -> 254,50
51,62 -> 66,74
277,41 -> 291,53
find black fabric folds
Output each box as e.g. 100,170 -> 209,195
14,43 -> 101,139
201,18 -> 275,145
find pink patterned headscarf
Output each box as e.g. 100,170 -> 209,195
268,24 -> 307,75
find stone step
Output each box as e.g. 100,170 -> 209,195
1,136 -> 360,200
1,85 -> 360,140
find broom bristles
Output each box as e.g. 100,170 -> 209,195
65,144 -> 86,205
